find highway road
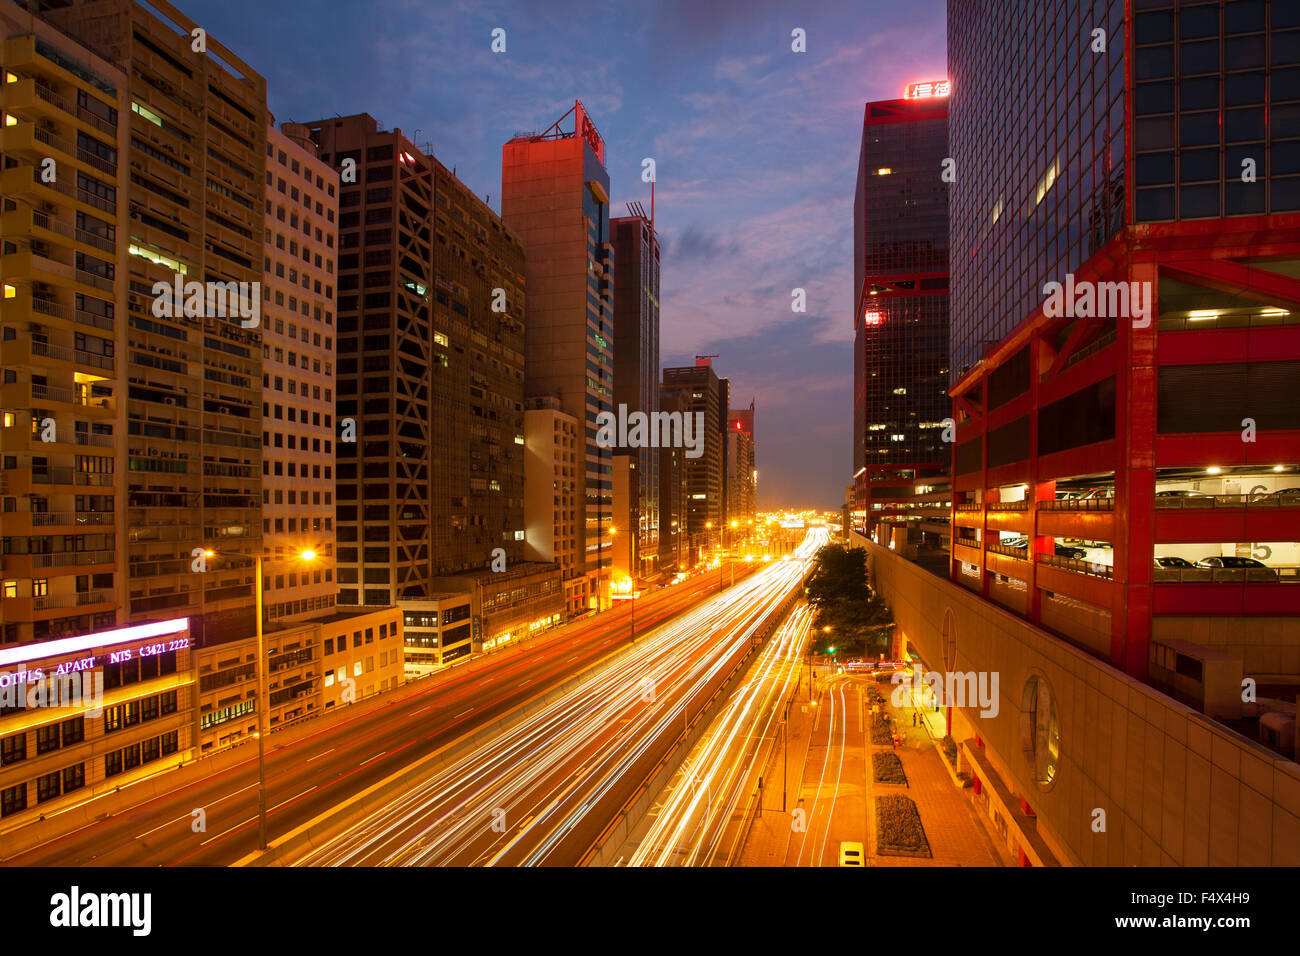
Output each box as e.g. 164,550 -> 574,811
294,528 -> 828,867
624,603 -> 814,866
2,566 -> 744,866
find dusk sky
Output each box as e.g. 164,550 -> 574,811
185,0 -> 947,508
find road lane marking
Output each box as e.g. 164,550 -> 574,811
199,787 -> 317,846
360,751 -> 386,767
306,748 -> 335,762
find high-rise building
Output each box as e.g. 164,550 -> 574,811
657,386 -> 691,573
261,120 -> 338,625
610,209 -> 660,582
0,3 -> 134,824
948,0 -> 1300,678
854,0 -> 1300,869
661,359 -> 724,552
502,101 -> 614,609
304,113 -> 558,659
852,84 -> 952,552
726,404 -> 756,530
41,0 -> 268,651
523,395 -> 584,616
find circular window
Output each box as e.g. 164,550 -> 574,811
941,607 -> 956,672
1020,674 -> 1060,790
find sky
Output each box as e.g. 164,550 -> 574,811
184,0 -> 948,509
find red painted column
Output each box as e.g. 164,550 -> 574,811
1111,258 -> 1157,679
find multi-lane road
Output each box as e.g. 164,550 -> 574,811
294,528 -> 827,867
2,565 -> 748,866
624,603 -> 814,866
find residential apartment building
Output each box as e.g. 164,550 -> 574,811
260,119 -> 338,624
502,101 -> 614,610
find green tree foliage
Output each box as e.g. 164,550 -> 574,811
805,544 -> 893,656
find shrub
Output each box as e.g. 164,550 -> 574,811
872,751 -> 907,785
940,735 -> 958,765
875,795 -> 930,854
870,712 -> 893,745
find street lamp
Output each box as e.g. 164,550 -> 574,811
202,546 -> 316,851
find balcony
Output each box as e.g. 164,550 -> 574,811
34,589 -> 113,610
31,339 -> 116,373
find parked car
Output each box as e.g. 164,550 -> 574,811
1196,556 -> 1279,580
1266,487 -> 1300,503
1153,556 -> 1195,569
1079,487 -> 1114,500
999,536 -> 1028,550
1155,489 -> 1207,498
1197,556 -> 1268,569
1055,543 -> 1088,560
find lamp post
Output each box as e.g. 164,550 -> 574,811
203,546 -> 316,851
729,519 -> 738,587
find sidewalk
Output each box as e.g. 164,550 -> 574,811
877,691 -> 1013,867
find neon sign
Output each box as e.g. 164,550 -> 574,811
905,80 -> 950,99
863,310 -> 883,326
0,617 -> 189,669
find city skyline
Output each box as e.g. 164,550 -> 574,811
170,0 -> 948,508
1,0 -> 1296,911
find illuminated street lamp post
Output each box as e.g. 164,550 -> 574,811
203,546 -> 316,851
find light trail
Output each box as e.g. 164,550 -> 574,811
626,603 -> 814,867
295,528 -> 828,867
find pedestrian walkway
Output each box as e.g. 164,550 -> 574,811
877,694 -> 1013,867
737,667 -> 1011,867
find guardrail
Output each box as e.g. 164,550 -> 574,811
1153,565 -> 1298,584
1155,493 -> 1300,510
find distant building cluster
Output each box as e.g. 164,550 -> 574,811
0,0 -> 754,826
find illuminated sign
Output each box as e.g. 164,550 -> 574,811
863,310 -> 883,326
905,80 -> 950,99
573,100 -> 605,164
0,617 -> 189,670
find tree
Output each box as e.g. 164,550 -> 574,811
805,544 -> 894,656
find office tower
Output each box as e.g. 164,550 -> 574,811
726,404 -> 756,530
502,101 -> 614,610
661,359 -> 724,553
852,83 -> 952,552
304,113 -> 559,658
523,395 -> 584,617
948,0 -> 1300,678
852,0 -> 1300,869
610,209 -> 660,581
657,387 -> 691,573
717,375 -> 730,538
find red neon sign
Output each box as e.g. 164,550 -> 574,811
905,80 -> 950,99
863,311 -> 883,326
